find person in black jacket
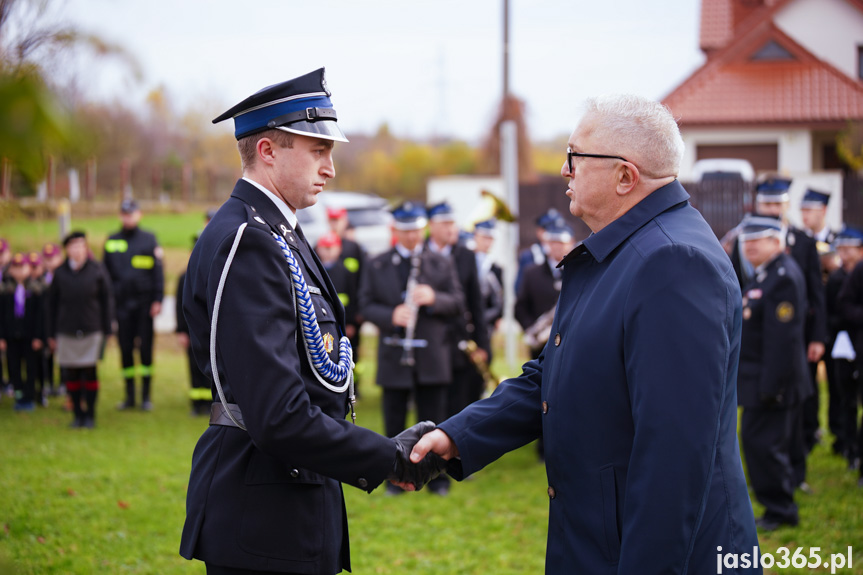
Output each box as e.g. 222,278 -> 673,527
360,201 -> 464,496
837,229 -> 863,487
0,253 -> 45,411
736,216 -> 809,530
47,232 -> 114,428
179,71 -> 445,575
426,201 -> 490,418
103,199 -> 164,411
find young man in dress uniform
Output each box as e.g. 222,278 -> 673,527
359,201 -> 464,496
425,201 -> 490,417
179,69 -> 444,575
514,207 -> 562,292
103,199 -> 164,411
736,216 -> 809,531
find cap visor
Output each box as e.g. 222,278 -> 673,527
277,121 -> 349,143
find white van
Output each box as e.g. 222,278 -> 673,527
298,191 -> 393,256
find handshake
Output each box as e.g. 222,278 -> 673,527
387,421 -> 454,491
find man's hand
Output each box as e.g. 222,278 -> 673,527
47,338 -> 56,352
150,301 -> 162,318
411,284 -> 436,307
176,332 -> 190,349
32,339 -> 43,351
807,341 -> 825,363
392,304 -> 413,327
388,421 -> 448,491
410,428 -> 459,465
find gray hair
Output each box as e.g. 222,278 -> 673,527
581,94 -> 684,178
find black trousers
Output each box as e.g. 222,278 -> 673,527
801,361 -> 820,452
117,303 -> 155,373
824,354 -> 845,448
382,383 -> 449,490
742,406 -> 799,524
446,365 -> 484,417
836,359 -> 863,462
6,338 -> 37,403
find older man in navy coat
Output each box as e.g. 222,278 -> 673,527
407,95 -> 761,574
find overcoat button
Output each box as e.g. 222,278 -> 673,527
322,308 -> 328,315
358,478 -> 368,488
554,333 -> 561,346
542,401 -> 549,414
548,486 -> 556,499
290,469 -> 299,478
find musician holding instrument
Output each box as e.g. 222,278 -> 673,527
515,221 -> 575,359
359,201 -> 464,496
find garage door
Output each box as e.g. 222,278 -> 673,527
696,144 -> 778,172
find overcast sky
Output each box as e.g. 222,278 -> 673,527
56,0 -> 705,143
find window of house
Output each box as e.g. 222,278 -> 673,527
751,40 -> 795,61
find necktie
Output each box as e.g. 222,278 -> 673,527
14,283 -> 25,318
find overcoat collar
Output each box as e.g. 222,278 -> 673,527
560,179 -> 690,267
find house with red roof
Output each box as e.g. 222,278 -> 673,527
663,0 -> 863,227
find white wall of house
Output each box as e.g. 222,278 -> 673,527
775,0 -> 863,80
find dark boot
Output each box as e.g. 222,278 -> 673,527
117,378 -> 135,410
68,384 -> 84,428
141,376 -> 152,411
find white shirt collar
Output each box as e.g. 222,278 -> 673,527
395,243 -> 422,259
813,227 -> 831,242
428,239 -> 452,257
242,177 -> 298,229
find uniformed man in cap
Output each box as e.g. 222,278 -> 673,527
179,69 -> 445,575
103,198 -> 164,411
325,206 -> 365,357
515,221 -> 574,360
800,188 -> 837,253
473,218 -> 504,346
359,201 -> 464,496
730,177 -> 825,491
837,228 -> 863,487
425,201 -> 489,417
515,207 -> 563,292
736,215 -> 809,530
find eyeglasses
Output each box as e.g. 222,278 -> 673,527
566,147 -> 628,174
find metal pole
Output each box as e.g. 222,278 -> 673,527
503,0 -> 509,99
500,120 -> 519,371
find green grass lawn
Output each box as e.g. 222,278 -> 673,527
1,332 -> 861,574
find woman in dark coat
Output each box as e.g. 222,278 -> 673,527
47,232 -> 114,428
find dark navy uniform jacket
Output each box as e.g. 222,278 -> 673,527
179,179 -> 396,574
439,181 -> 760,574
359,247 -> 463,388
737,253 -> 809,408
103,226 -> 164,312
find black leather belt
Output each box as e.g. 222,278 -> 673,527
209,402 -> 245,429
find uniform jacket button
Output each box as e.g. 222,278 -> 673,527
542,401 -> 549,414
290,468 -> 299,478
358,478 -> 368,489
554,333 -> 561,346
548,486 -> 556,499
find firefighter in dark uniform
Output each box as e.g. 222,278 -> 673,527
360,201 -> 464,496
837,229 -> 863,487
425,201 -> 490,416
103,199 -> 164,411
730,177 -> 825,492
830,228 -> 863,470
473,218 -> 504,345
325,206 -> 365,361
515,221 -> 574,360
314,231 -> 362,346
515,207 -> 562,293
736,216 -> 809,531
178,69 -> 444,575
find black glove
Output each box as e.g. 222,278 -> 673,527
388,420 -> 448,491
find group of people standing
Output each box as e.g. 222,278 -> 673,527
723,177 -> 863,531
0,198 -> 164,428
312,199 -> 504,496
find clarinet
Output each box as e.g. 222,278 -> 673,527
400,252 -> 422,366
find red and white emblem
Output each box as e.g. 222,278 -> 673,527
323,333 -> 334,354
